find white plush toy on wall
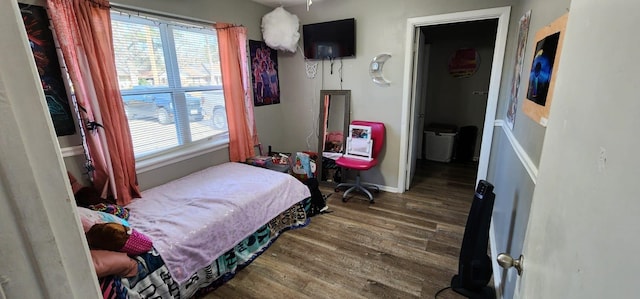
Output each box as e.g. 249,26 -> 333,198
261,7 -> 300,53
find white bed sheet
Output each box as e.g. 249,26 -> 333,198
125,162 -> 311,284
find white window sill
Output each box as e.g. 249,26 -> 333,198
61,146 -> 85,158
135,136 -> 229,174
60,136 -> 229,174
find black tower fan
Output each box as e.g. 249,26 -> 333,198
451,180 -> 496,299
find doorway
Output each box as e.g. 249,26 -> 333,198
398,7 -> 511,191
412,20 -> 498,188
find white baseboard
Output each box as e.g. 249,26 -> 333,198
377,185 -> 399,193
332,179 -> 398,194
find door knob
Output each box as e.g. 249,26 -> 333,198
497,253 -> 524,276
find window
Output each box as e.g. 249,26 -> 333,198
111,10 -> 228,159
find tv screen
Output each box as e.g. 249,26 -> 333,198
303,18 -> 356,60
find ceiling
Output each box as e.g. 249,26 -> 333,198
251,0 -> 323,8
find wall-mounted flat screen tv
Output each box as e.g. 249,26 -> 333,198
303,18 -> 356,60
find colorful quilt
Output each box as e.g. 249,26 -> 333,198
100,199 -> 310,298
125,162 -> 311,284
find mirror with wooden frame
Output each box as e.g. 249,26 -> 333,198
317,90 -> 350,185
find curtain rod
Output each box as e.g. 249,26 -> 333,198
110,2 -> 219,28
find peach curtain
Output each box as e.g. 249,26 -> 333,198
215,23 -> 259,162
48,0 -> 140,205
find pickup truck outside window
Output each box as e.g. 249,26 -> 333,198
111,10 -> 228,158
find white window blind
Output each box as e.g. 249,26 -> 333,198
111,10 -> 228,158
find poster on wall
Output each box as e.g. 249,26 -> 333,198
20,4 -> 76,136
506,10 -> 532,131
523,13 -> 568,127
448,48 -> 480,78
249,40 -> 280,106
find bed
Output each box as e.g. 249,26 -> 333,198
97,162 -> 312,298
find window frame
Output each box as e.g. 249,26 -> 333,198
110,9 -> 229,173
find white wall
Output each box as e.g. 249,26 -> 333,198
58,0 -> 273,190
518,0 -> 640,297
5,0 -> 604,296
2,0 -> 269,296
495,0 -> 572,166
47,0 -> 555,192
279,0 -> 513,189
485,0 -> 571,296
0,1 -> 100,297
487,124 -> 536,298
22,0 -> 571,192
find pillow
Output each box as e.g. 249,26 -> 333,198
90,250 -> 138,278
88,203 -> 130,220
77,206 -> 130,232
86,223 -> 153,255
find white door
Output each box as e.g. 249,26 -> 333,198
508,1 -> 640,297
0,1 -> 100,297
399,7 -> 511,192
405,29 -> 427,190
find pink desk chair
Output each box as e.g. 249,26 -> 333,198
335,120 -> 385,203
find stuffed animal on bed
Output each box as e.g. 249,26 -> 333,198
77,207 -> 153,255
75,204 -> 151,279
86,222 -> 152,255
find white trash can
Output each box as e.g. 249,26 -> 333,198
424,130 -> 457,163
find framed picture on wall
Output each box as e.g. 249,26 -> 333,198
523,13 -> 569,127
249,40 -> 280,106
506,10 -> 532,131
448,48 -> 480,78
20,4 -> 76,136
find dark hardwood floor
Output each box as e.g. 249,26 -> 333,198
203,160 -> 478,299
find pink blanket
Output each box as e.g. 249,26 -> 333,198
125,162 -> 310,284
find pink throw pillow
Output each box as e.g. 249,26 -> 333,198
122,228 -> 153,255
